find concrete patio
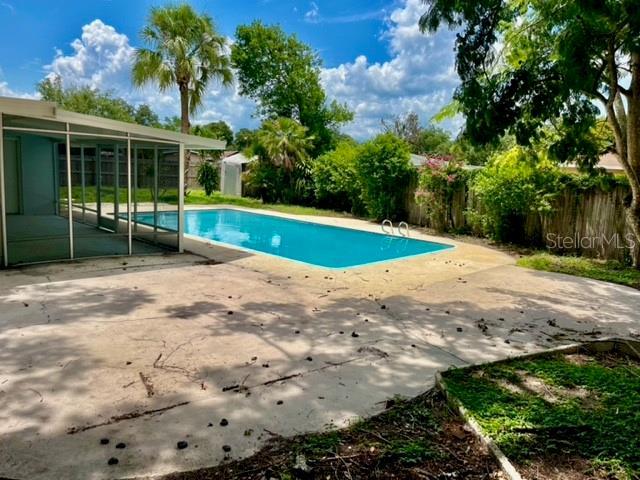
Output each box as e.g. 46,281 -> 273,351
1,210 -> 639,479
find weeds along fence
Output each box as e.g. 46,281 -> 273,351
406,181 -> 639,263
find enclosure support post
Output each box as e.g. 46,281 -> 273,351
127,134 -> 132,255
0,114 -> 7,267
80,146 -> 86,223
66,123 -> 74,259
178,143 -> 185,253
133,146 -> 137,233
114,144 -> 120,231
153,146 -> 158,236
96,146 -> 102,223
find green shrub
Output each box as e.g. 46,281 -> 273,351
244,158 -> 314,205
243,159 -> 281,203
415,156 -> 468,232
243,117 -> 315,205
469,147 -> 562,243
313,141 -> 363,214
196,160 -> 220,196
355,133 -> 414,221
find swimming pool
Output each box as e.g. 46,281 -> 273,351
136,209 -> 453,269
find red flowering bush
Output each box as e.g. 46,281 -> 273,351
415,155 -> 467,232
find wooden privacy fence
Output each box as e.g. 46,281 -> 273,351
406,182 -> 639,263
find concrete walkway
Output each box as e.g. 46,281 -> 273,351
1,209 -> 639,480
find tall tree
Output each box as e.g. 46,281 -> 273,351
382,112 -> 423,150
421,0 -> 640,265
132,4 -> 233,188
192,121 -> 234,146
134,104 -> 161,127
235,128 -> 257,151
382,112 -> 452,154
231,21 -> 352,155
38,76 -> 136,123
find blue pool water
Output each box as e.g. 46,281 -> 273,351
136,209 -> 453,269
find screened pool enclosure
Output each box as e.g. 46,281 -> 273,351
0,97 -> 225,267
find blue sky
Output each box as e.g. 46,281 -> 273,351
0,0 -> 461,139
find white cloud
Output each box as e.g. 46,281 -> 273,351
321,0 -> 462,139
304,2 -> 320,24
0,67 -> 38,99
304,2 -> 386,25
46,19 -> 134,91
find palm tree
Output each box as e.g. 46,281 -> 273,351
257,118 -> 314,171
132,4 -> 233,188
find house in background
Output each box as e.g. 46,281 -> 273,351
220,151 -> 255,197
561,152 -> 624,174
0,96 -> 225,267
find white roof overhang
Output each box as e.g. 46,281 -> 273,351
0,96 -> 226,150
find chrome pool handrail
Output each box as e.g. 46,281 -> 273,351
381,219 -> 394,235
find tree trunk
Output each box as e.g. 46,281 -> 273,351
179,83 -> 191,195
626,52 -> 640,268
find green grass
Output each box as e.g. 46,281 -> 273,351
443,352 -> 640,478
383,439 -> 444,465
517,253 -> 640,289
68,187 -> 351,218
183,191 -> 351,217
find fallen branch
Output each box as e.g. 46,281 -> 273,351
223,357 -> 364,393
263,373 -> 302,386
139,372 -> 155,397
153,353 -> 163,367
359,428 -> 391,444
313,453 -> 365,463
67,401 -> 190,434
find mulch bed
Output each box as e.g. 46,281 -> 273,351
159,389 -> 505,480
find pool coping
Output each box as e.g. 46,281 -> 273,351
434,337 -> 640,480
176,206 -> 457,270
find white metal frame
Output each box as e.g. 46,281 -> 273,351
127,134 -> 133,255
178,143 -> 185,253
65,123 -> 74,259
0,96 -> 225,150
0,114 -> 6,267
0,97 -> 225,267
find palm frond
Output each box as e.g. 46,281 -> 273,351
132,4 -> 234,123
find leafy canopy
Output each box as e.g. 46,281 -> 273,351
38,76 -> 156,125
231,21 -> 353,155
420,0 -> 638,167
192,121 -> 234,146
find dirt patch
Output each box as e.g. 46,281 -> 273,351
517,454 -> 595,480
156,389 -> 505,480
496,371 -> 596,407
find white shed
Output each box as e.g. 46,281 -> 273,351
220,152 -> 254,196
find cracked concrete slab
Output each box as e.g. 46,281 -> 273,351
0,210 -> 639,479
